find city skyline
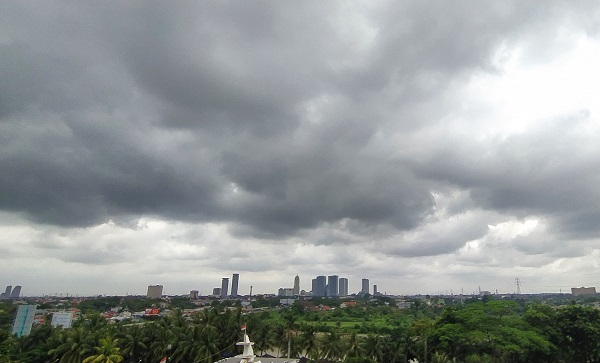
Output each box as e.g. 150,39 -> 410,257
2,2 -> 600,297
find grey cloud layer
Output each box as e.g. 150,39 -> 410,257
1,1 -> 599,258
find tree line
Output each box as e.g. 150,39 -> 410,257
2,297 -> 600,363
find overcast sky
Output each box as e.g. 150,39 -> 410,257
2,1 -> 600,297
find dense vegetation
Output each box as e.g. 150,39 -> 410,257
2,296 -> 600,363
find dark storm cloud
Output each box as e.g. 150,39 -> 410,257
1,0 -> 599,250
413,113 -> 600,239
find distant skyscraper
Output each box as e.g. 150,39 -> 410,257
327,275 -> 339,297
10,286 -> 21,299
2,286 -> 12,299
293,275 -> 300,295
146,285 -> 163,299
312,276 -> 327,297
12,305 -> 37,337
339,278 -> 349,296
221,278 -> 229,298
231,274 -> 239,297
190,290 -> 199,299
361,278 -> 369,294
373,285 -> 378,295
213,287 -> 221,296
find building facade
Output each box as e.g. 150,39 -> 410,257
10,286 -> 21,298
339,278 -> 349,296
571,286 -> 596,296
278,288 -> 294,297
312,275 -> 327,297
51,312 -> 74,329
327,275 -> 339,297
361,278 -> 369,294
293,275 -> 300,295
12,305 -> 37,337
146,285 -> 163,299
221,278 -> 229,298
231,274 -> 239,297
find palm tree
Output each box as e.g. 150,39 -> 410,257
250,323 -> 274,356
215,308 -> 242,353
121,326 -> 148,363
148,322 -> 175,363
48,327 -> 93,363
282,311 -> 299,358
83,337 -> 123,363
363,334 -> 386,363
299,326 -> 320,362
171,324 -> 203,363
345,332 -> 363,361
320,332 -> 343,362
194,325 -> 220,363
383,334 -> 408,363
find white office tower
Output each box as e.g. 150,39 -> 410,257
293,275 -> 300,295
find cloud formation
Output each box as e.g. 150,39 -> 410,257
1,1 -> 600,295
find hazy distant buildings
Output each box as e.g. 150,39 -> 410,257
146,285 -> 163,299
339,278 -> 349,296
362,279 -> 369,294
373,284 -> 378,295
278,288 -> 294,297
221,278 -> 229,298
11,286 -> 21,298
293,275 -> 300,295
231,274 -> 239,297
213,287 -> 221,296
190,290 -> 199,299
12,305 -> 37,337
572,286 -> 596,296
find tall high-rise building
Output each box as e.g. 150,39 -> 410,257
339,278 -> 349,296
361,278 -> 369,294
373,285 -> 378,295
2,286 -> 12,299
146,285 -> 163,299
327,275 -> 339,297
221,278 -> 229,298
10,286 -> 21,299
293,275 -> 300,295
231,274 -> 239,297
190,290 -> 199,299
12,305 -> 37,337
312,276 -> 327,297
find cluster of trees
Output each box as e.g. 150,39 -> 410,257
2,297 -> 600,363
